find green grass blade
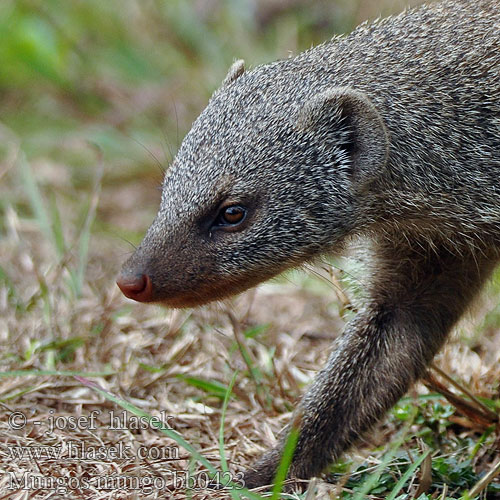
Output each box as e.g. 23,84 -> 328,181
271,425 -> 300,499
219,371 -> 240,500
385,450 -> 432,500
73,153 -> 103,297
48,191 -> 67,257
178,374 -> 229,399
18,153 -> 60,257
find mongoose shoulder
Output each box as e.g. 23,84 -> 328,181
117,0 -> 500,490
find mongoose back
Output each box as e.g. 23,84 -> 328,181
117,0 -> 500,489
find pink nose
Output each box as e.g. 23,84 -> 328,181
116,273 -> 153,302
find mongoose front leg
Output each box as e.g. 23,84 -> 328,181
243,240 -> 497,489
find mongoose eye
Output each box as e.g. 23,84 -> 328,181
215,205 -> 247,227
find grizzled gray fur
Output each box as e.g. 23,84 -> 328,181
117,0 -> 500,490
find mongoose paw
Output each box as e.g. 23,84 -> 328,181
243,448 -> 308,493
242,448 -> 280,490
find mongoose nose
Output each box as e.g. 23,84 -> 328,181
116,273 -> 153,302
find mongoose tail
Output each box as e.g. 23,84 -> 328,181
118,0 -> 500,489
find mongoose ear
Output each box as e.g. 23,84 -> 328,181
298,87 -> 389,186
222,59 -> 245,87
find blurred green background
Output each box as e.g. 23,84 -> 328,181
1,0 -> 374,176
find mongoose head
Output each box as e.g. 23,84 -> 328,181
117,60 -> 389,307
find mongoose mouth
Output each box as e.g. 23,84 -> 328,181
116,268 -> 278,308
116,271 -> 237,308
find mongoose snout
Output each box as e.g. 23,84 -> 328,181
116,273 -> 153,302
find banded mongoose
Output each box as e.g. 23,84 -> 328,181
117,0 -> 500,489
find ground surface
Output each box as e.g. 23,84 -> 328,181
0,1 -> 499,499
